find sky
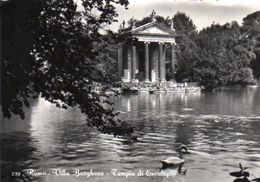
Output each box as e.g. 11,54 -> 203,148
107,0 -> 260,31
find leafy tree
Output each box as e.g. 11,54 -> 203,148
193,22 -> 256,90
172,12 -> 256,90
2,0 -> 42,119
174,35 -> 200,82
242,11 -> 260,81
95,30 -> 121,83
172,12 -> 199,82
1,0 -> 134,135
172,12 -> 197,36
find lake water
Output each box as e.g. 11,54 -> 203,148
1,87 -> 260,182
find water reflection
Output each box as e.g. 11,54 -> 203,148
1,87 -> 260,182
1,132 -> 40,182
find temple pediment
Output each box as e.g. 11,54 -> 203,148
130,21 -> 175,37
119,10 -> 176,40
135,26 -> 171,35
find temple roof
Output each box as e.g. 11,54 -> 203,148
129,21 -> 175,37
119,11 -> 176,43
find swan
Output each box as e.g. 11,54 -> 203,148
161,144 -> 188,170
230,163 -> 249,178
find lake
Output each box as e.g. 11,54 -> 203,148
1,87 -> 260,182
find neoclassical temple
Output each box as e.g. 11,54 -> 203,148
118,11 -> 177,83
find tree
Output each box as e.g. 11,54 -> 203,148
193,22 -> 256,90
95,30 -> 122,83
172,12 -> 199,82
172,12 -> 256,90
172,12 -> 197,36
242,11 -> 260,81
1,0 -> 134,135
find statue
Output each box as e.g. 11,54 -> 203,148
130,17 -> 136,29
170,19 -> 174,30
151,10 -> 156,21
122,20 -> 125,28
119,24 -> 122,32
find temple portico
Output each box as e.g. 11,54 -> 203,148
118,11 -> 177,83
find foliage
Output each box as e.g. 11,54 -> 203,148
2,0 -> 42,119
242,11 -> 260,80
172,12 -> 197,36
172,12 -> 199,83
194,22 -> 256,89
172,12 -> 256,90
174,35 -> 200,82
95,30 -> 120,83
1,0 -> 134,135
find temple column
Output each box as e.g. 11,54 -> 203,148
131,44 -> 137,82
171,43 -> 176,81
151,46 -> 158,82
144,42 -> 150,82
117,44 -> 123,80
159,42 -> 166,82
163,44 -> 166,81
136,51 -> 139,74
125,45 -> 132,82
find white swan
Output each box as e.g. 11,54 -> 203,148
161,144 -> 188,170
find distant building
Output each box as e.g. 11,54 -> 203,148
118,11 -> 177,83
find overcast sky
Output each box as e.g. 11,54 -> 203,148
107,0 -> 260,31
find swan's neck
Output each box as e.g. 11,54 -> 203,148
179,151 -> 183,159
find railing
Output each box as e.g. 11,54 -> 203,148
121,82 -> 198,88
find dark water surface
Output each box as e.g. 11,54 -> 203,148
1,87 -> 260,182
